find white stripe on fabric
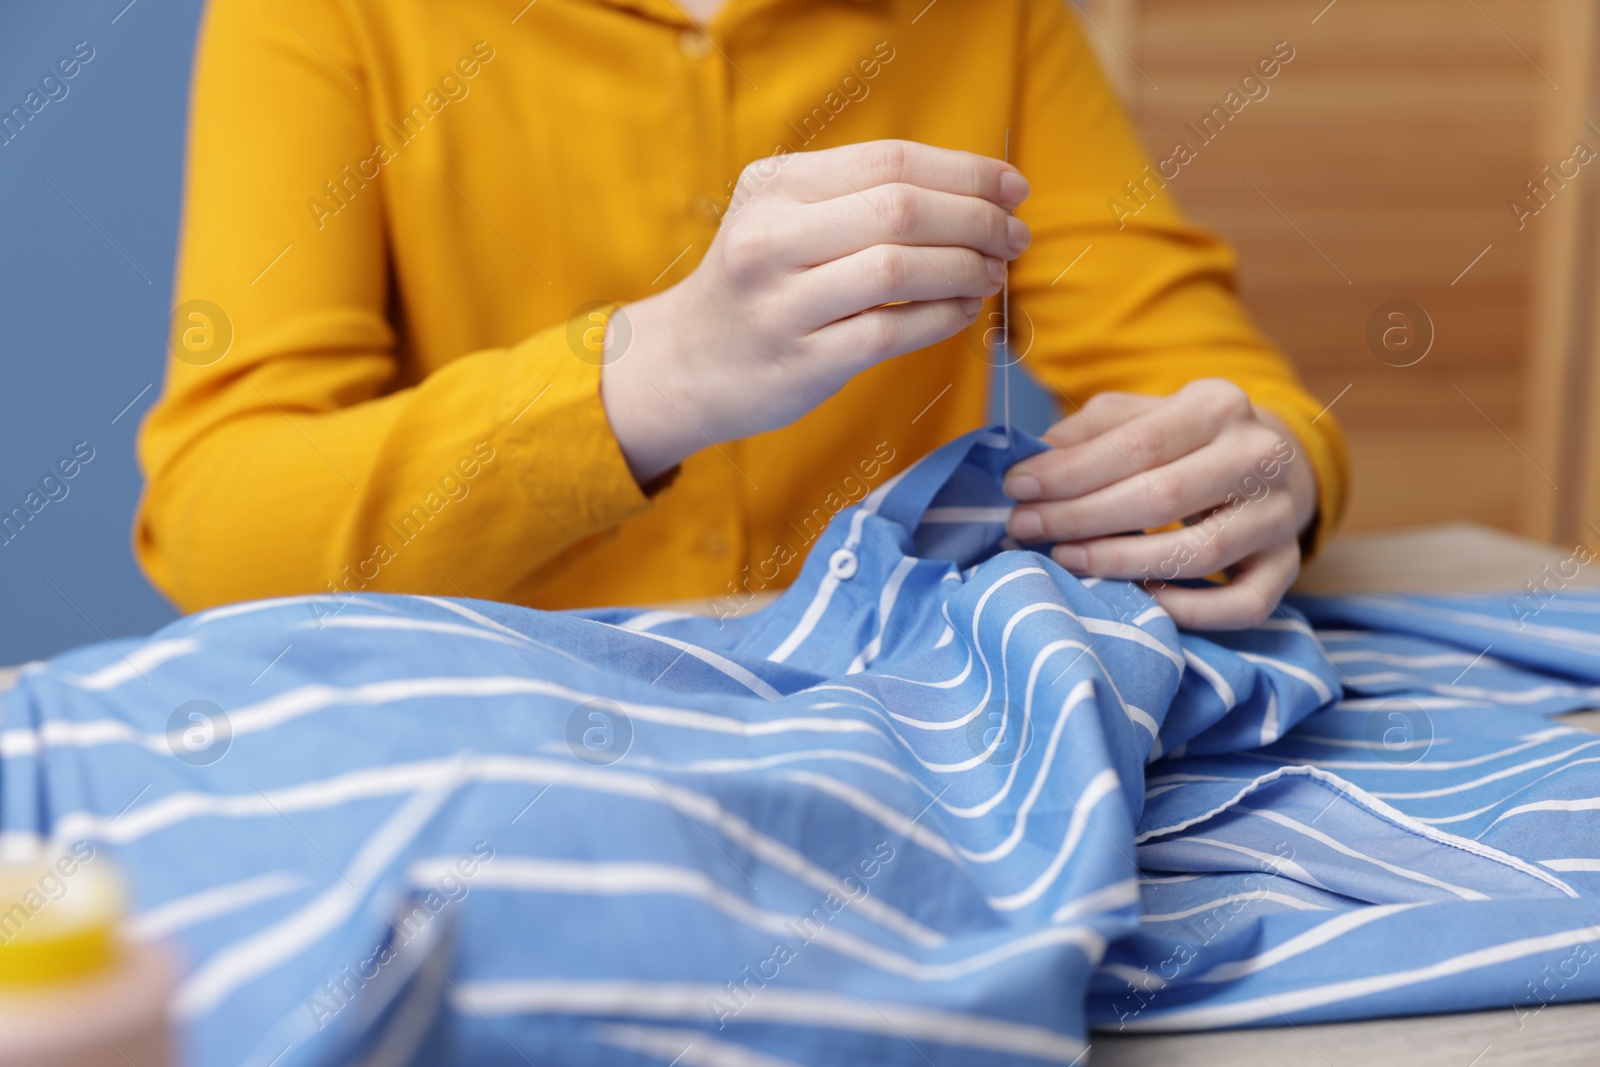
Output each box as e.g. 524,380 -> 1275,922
1487,794 -> 1600,828
847,557 -> 918,675
59,638 -> 199,690
1239,808 -> 1489,901
1343,596 -> 1600,649
450,980 -> 1087,1062
1119,923 -> 1600,1031
1141,891 -> 1329,923
1324,650 -> 1508,669
616,747 -> 927,792
989,768 -> 1122,912
1049,878 -> 1142,925
769,507 -> 879,664
600,625 -> 783,701
772,770 -> 959,861
55,755 -> 946,948
819,569 -> 1048,746
1188,903 -> 1425,985
301,616 -> 543,644
854,639 -> 974,690
0,675 -> 889,760
1260,728 -> 1572,771
594,1024 -> 807,1067
816,646 -> 1094,782
861,463 -> 914,512
1236,652 -> 1334,704
172,760 -> 466,1018
1418,755 -> 1600,825
617,610 -> 698,632
1182,649 -> 1237,711
1255,616 -> 1321,642
1335,672 -> 1600,705
1081,617 -> 1183,670
1100,962 -> 1165,992
1331,697 -> 1492,712
417,596 -> 571,650
1259,692 -> 1280,747
129,871 -> 306,941
1160,837 -> 1331,891
1136,766 -> 1577,897
1371,740 -> 1600,799
1143,773 -> 1252,788
958,679 -> 1097,858
1280,733 -> 1442,752
424,857 -> 1104,982
995,603 -> 1165,745
191,596 -> 325,624
618,675 -> 1101,853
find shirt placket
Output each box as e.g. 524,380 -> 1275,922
675,14 -> 749,592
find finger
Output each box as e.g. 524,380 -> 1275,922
810,296 -> 983,372
1007,380 -> 1253,501
795,184 -> 1028,265
752,139 -> 1029,208
1047,490 -> 1298,581
1009,438 -> 1263,543
1145,540 -> 1301,631
1039,393 -> 1164,451
799,244 -> 1002,327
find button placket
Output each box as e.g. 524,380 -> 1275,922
699,527 -> 728,560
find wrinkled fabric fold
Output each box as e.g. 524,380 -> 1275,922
3,427 -> 1599,1066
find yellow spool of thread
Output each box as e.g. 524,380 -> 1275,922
0,844 -> 121,986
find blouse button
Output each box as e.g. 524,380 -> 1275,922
698,528 -> 727,560
678,29 -> 713,60
828,549 -> 859,581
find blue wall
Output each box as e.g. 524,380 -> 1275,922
0,1 -> 204,663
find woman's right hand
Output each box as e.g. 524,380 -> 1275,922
600,139 -> 1031,484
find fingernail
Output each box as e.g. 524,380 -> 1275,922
1053,544 -> 1088,571
1005,473 -> 1041,500
1010,509 -> 1044,541
986,256 -> 1006,285
999,170 -> 1030,206
959,297 -> 983,316
1007,216 -> 1031,255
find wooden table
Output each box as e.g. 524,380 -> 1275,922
4,524 -> 1596,1063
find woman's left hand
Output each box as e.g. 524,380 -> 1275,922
1003,379 -> 1319,630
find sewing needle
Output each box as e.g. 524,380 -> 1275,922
1002,128 -> 1012,452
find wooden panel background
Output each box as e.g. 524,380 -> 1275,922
1524,0 -> 1600,545
1082,0 -> 1562,536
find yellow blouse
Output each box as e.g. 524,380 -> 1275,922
136,0 -> 1347,613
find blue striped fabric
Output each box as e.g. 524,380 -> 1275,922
4,426 -> 1600,1066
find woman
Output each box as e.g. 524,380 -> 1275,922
137,0 -> 1345,629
